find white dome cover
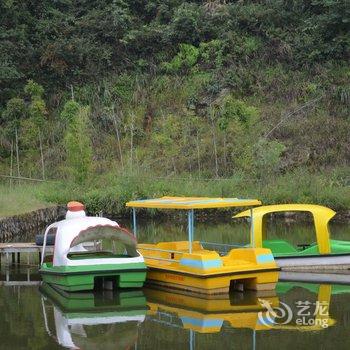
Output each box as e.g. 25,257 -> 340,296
42,216 -> 143,267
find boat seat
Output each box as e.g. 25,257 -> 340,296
263,239 -> 298,254
43,254 -> 53,263
156,241 -> 203,252
67,251 -> 131,259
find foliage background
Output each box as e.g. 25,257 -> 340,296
0,0 -> 349,213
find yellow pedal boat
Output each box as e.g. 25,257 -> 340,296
126,197 -> 280,295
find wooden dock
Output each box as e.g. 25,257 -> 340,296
0,242 -> 53,266
0,267 -> 41,286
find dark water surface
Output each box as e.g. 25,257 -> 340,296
1,219 -> 350,349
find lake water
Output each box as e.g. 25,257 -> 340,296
1,218 -> 349,349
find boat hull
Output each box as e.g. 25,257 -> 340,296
138,243 -> 279,295
144,266 -> 279,295
276,253 -> 350,271
40,263 -> 147,292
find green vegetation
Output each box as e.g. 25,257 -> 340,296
1,166 -> 348,218
0,1 -> 349,215
0,184 -> 53,218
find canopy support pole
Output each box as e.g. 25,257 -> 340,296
188,209 -> 195,253
250,208 -> 254,247
189,329 -> 195,350
252,330 -> 256,350
132,208 -> 137,238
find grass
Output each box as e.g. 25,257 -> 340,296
0,167 -> 349,218
0,184 -> 54,218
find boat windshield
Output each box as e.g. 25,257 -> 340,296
68,225 -> 139,258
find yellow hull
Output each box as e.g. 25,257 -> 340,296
138,241 -> 279,295
145,268 -> 278,294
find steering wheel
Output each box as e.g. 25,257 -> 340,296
297,243 -> 311,250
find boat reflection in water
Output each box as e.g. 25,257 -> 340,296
145,287 -> 279,334
40,283 -> 147,349
144,280 -> 339,349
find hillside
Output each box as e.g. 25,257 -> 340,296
0,1 -> 349,212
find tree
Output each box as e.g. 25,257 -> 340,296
2,97 -> 26,178
25,80 -> 47,179
61,101 -> 93,183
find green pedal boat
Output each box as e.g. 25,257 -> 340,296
39,201 -> 147,291
234,204 -> 350,271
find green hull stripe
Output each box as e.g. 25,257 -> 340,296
40,267 -> 147,276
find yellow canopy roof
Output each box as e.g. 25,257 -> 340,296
233,204 -> 336,219
233,204 -> 336,254
126,196 -> 261,210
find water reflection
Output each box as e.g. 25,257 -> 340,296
40,283 -> 147,349
1,212 -> 350,350
143,283 -> 338,349
1,275 -> 350,349
145,287 -> 279,334
36,281 -> 340,350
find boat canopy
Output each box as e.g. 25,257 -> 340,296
126,196 -> 261,253
126,196 -> 261,209
41,216 -> 138,266
233,204 -> 336,254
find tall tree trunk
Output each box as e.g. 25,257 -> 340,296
172,157 -> 177,174
10,139 -> 14,188
15,128 -> 20,178
209,110 -> 219,177
129,113 -> 134,171
196,130 -> 201,176
223,133 -> 227,174
39,131 -> 45,179
112,106 -> 124,170
70,85 -> 75,100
